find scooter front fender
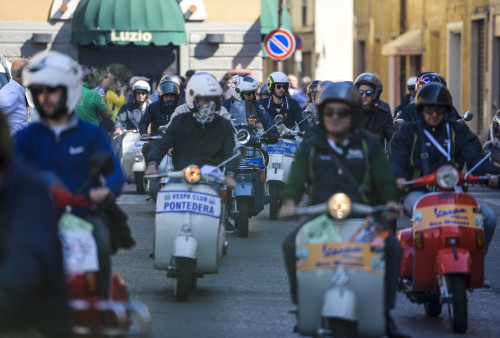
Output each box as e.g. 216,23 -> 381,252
132,161 -> 146,173
436,248 -> 471,275
266,168 -> 285,182
173,234 -> 198,260
322,287 -> 357,322
235,181 -> 253,197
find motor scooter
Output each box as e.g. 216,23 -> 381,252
146,152 -> 240,301
281,193 -> 394,337
50,154 -> 151,336
118,130 -> 148,194
262,114 -> 302,219
398,163 -> 494,333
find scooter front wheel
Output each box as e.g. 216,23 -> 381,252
269,182 -> 281,220
174,257 -> 196,302
236,197 -> 251,238
447,274 -> 467,333
135,171 -> 147,194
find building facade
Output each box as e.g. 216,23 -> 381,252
354,0 -> 500,140
0,0 -> 263,83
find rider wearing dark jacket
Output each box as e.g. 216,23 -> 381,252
279,82 -> 407,338
115,101 -> 146,131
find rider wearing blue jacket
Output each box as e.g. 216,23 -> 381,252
14,51 -> 126,300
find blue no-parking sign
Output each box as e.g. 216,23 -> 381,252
264,28 -> 296,61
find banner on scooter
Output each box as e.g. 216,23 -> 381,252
156,190 -> 222,218
412,203 -> 484,230
262,139 -> 299,157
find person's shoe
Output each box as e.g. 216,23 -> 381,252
225,220 -> 238,234
483,278 -> 492,288
386,315 -> 411,338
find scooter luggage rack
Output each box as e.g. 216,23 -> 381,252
70,299 -> 152,337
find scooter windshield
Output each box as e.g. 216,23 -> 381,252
229,101 -> 248,127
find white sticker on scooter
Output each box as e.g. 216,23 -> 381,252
156,191 -> 221,218
59,229 -> 99,273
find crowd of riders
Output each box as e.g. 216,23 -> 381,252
1,49 -> 500,337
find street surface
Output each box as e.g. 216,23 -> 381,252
115,185 -> 500,337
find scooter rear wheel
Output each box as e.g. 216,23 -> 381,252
424,295 -> 442,316
321,318 -> 357,338
447,274 -> 467,333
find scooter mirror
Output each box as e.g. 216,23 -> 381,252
462,110 -> 473,122
274,114 -> 284,124
236,129 -> 251,145
90,152 -> 114,178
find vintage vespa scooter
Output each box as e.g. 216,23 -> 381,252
146,151 -> 240,301
118,130 -> 148,194
50,154 -> 151,336
398,162 -> 495,333
281,193 -> 395,337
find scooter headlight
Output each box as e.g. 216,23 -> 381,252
328,193 -> 352,219
184,165 -> 201,183
135,150 -> 143,162
436,165 -> 459,189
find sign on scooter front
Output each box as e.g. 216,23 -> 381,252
156,191 -> 221,218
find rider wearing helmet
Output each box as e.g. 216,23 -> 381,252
139,76 -> 183,137
222,74 -> 279,143
0,112 -> 71,337
389,82 -> 498,256
258,71 -> 310,133
114,79 -> 150,135
303,80 -> 321,125
164,72 -> 233,127
354,72 -> 395,144
395,72 -> 461,122
145,72 -> 238,188
484,111 -> 500,171
14,51 -> 126,300
279,81 -> 407,338
395,76 -> 417,112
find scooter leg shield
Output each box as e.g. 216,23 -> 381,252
322,287 -> 357,322
266,168 -> 285,182
173,235 -> 198,260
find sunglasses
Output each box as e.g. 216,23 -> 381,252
135,91 -> 148,95
29,85 -> 60,95
359,89 -> 373,97
422,107 -> 446,116
275,84 -> 288,90
324,107 -> 351,118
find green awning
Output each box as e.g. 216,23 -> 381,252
71,0 -> 187,46
260,0 -> 293,58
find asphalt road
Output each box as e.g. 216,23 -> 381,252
114,185 -> 500,337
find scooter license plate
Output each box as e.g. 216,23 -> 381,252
156,190 -> 221,218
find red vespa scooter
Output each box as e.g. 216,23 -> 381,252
398,164 -> 491,333
49,159 -> 151,337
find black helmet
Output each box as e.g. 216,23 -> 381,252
415,82 -> 452,115
159,75 -> 182,87
415,72 -> 447,92
306,80 -> 321,95
157,80 -> 180,98
316,82 -> 361,130
354,73 -> 383,101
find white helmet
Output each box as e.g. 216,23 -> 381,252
406,76 -> 417,91
132,80 -> 150,93
185,72 -> 223,124
266,71 -> 289,94
230,75 -> 259,101
23,51 -> 83,114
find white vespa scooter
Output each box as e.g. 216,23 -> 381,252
119,130 -> 148,194
146,152 -> 240,301
282,193 -> 393,337
263,114 -> 302,219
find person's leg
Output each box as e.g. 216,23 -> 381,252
384,232 -> 402,310
83,213 -> 111,299
477,199 -> 497,255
